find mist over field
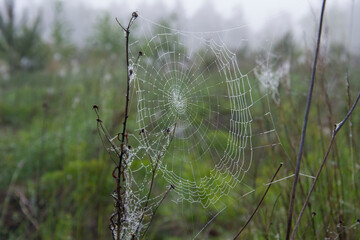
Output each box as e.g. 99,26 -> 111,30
12,0 -> 360,53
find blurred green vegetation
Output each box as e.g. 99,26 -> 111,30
1,2 -> 360,240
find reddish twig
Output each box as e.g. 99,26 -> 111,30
233,163 -> 283,239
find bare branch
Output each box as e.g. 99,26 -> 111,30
115,17 -> 126,32
233,163 -> 283,239
285,1 -> 327,238
290,93 -> 360,239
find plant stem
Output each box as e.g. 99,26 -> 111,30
0,159 -> 24,227
233,163 -> 283,240
346,71 -> 356,187
291,93 -> 360,239
117,28 -> 129,240
285,1 -> 327,238
114,12 -> 138,240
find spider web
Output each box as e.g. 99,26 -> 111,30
124,15 -> 284,212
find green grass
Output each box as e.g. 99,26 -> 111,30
1,30 -> 360,240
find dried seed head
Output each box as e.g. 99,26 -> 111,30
139,51 -> 143,56
92,104 -> 99,109
132,12 -> 138,18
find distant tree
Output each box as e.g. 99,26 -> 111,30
88,13 -> 125,57
0,0 -> 49,73
51,0 -> 74,59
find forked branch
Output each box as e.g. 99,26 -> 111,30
290,93 -> 360,239
95,12 -> 176,239
113,12 -> 138,240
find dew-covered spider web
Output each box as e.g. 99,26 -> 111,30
127,16 -> 283,204
117,14 -> 297,238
